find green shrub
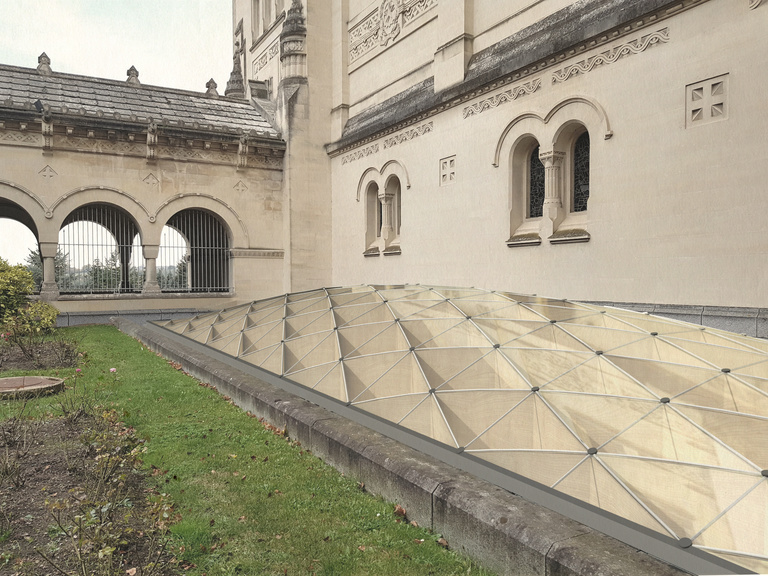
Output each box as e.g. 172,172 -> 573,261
0,258 -> 35,321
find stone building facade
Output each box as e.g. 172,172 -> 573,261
239,0 -> 768,334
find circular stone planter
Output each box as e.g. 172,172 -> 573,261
0,376 -> 65,399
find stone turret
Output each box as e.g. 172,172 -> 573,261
280,0 -> 307,79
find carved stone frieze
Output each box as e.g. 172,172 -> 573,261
463,79 -> 541,118
254,40 -> 280,74
383,121 -> 433,149
402,0 -> 437,25
230,248 -> 284,259
342,143 -> 379,164
54,136 -> 146,156
0,131 -> 39,145
552,28 -> 670,84
379,0 -> 402,46
349,0 -> 437,63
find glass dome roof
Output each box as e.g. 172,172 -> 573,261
156,285 -> 768,572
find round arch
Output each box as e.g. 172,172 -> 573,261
152,194 -> 248,248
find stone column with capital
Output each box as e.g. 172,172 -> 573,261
142,245 -> 162,295
539,150 -> 566,239
39,242 -> 59,301
378,189 -> 394,243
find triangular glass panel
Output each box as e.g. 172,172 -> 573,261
338,322 -> 409,359
283,330 -> 338,374
555,457 -> 671,536
468,393 -> 584,451
284,309 -> 334,339
334,302 -> 393,327
675,405 -> 768,470
342,351 -> 410,402
607,356 -> 720,399
351,353 -> 429,403
675,374 -> 768,416
601,455 -> 759,539
472,450 -> 587,488
436,389 -> 533,447
500,348 -> 591,389
542,392 -> 657,449
399,318 -> 466,348
601,405 -> 753,471
355,393 -> 428,425
544,355 -> 657,399
399,394 -> 458,447
387,299 -> 465,321
240,321 -> 283,356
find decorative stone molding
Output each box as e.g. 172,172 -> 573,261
402,0 -> 437,25
342,143 -> 379,164
383,121 -> 433,149
146,122 -> 158,162
552,28 -> 669,84
507,233 -> 542,247
549,228 -> 591,244
234,181 -> 248,194
205,79 -> 219,98
348,0 -> 437,63
0,131 -> 38,145
230,249 -> 284,259
463,79 -> 541,118
750,0 -> 763,8
143,173 -> 159,186
237,134 -> 249,169
37,52 -> 52,75
379,0 -> 402,46
39,165 -> 57,179
126,66 -> 140,86
254,40 -> 280,75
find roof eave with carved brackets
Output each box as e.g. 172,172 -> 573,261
0,108 -> 287,150
326,0 -> 717,157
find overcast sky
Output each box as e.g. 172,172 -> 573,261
0,0 -> 233,264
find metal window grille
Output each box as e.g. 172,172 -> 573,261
58,204 -> 143,294
158,209 -> 230,293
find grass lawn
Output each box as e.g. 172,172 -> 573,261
0,325 -> 494,576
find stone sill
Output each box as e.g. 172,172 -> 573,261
507,233 -> 542,247
549,229 -> 590,244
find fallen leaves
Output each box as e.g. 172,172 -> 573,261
437,537 -> 449,549
394,504 -> 407,518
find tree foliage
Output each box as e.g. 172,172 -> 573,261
0,257 -> 35,320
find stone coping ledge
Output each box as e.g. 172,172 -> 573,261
111,317 -> 747,576
587,301 -> 768,339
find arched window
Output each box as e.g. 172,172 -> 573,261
365,182 -> 381,252
159,209 -> 231,293
572,131 -> 590,213
58,204 -> 143,294
363,177 -> 401,256
528,145 -> 545,218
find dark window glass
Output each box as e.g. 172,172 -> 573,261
573,132 -> 590,212
528,146 -> 545,218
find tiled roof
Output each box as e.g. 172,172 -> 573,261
0,64 -> 279,139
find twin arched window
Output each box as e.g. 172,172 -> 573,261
364,176 -> 402,256
508,126 -> 591,245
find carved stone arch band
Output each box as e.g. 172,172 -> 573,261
356,160 -> 411,201
750,0 -> 762,8
493,96 -> 613,167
